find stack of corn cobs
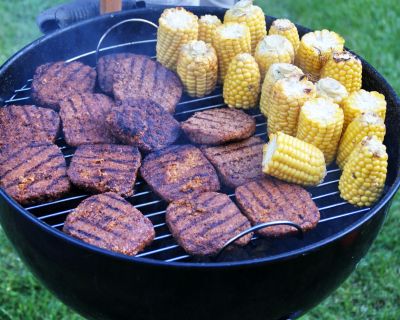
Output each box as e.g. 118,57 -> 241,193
155,0 -> 388,208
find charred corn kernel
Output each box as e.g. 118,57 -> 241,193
224,0 -> 266,54
254,35 -> 295,81
316,77 -> 348,105
213,22 -> 251,82
337,112 -> 386,169
269,19 -> 300,54
262,132 -> 326,186
339,136 -> 388,207
295,30 -> 345,81
177,41 -> 218,98
321,51 -> 362,93
267,76 -> 316,136
156,8 -> 198,70
198,15 -> 222,45
223,53 -> 260,109
296,98 -> 344,165
260,63 -> 304,118
342,89 -> 387,130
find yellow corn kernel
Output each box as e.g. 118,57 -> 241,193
342,89 -> 387,130
267,76 -> 316,136
254,35 -> 295,81
295,30 -> 345,81
336,112 -> 386,169
296,97 -> 344,165
260,63 -> 304,118
213,22 -> 251,82
223,53 -> 260,109
316,77 -> 348,106
198,15 -> 222,45
156,8 -> 198,71
268,19 -> 300,54
321,51 -> 362,93
177,41 -> 218,98
339,136 -> 388,207
224,0 -> 266,54
262,132 -> 326,186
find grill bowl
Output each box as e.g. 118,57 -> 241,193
0,6 -> 399,320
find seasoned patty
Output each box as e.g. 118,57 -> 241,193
31,61 -> 96,111
59,93 -> 117,147
235,177 -> 320,237
140,145 -> 220,202
201,136 -> 264,188
166,192 -> 252,256
0,105 -> 60,147
67,144 -> 141,197
63,192 -> 155,256
106,99 -> 180,152
0,142 -> 70,205
181,108 -> 256,145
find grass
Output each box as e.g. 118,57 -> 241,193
0,0 -> 399,319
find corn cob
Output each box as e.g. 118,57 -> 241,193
223,53 -> 260,109
260,63 -> 304,118
339,135 -> 388,207
156,8 -> 198,71
316,77 -> 348,105
198,15 -> 222,45
254,35 -> 295,81
268,19 -> 300,54
336,112 -> 386,169
177,41 -> 218,98
295,30 -> 345,81
296,97 -> 344,164
224,0 -> 266,54
321,51 -> 362,93
267,76 -> 316,136
213,22 -> 252,82
342,89 -> 387,130
262,132 -> 326,186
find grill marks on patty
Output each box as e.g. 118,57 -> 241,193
63,192 -> 155,256
181,108 -> 256,145
140,145 -> 220,202
235,177 -> 320,237
0,105 -> 60,147
67,144 -> 141,197
166,192 -> 252,256
31,61 -> 96,110
0,143 -> 70,205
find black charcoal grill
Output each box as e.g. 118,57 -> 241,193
0,5 -> 399,320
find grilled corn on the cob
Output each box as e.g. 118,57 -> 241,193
268,19 -> 300,54
177,40 -> 218,98
316,77 -> 348,105
262,132 -> 326,186
321,51 -> 362,93
224,0 -> 266,54
198,15 -> 222,45
223,53 -> 261,109
339,135 -> 387,207
156,8 -> 199,70
296,97 -> 344,164
336,112 -> 386,169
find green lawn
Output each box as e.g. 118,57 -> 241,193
0,0 -> 399,319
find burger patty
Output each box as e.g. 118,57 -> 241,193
166,192 -> 252,256
0,142 -> 70,205
63,192 -> 155,256
31,61 -> 96,111
235,177 -> 320,237
59,93 -> 117,147
201,136 -> 264,188
181,108 -> 256,145
106,99 -> 180,152
67,144 -> 141,197
0,105 -> 60,147
140,145 -> 220,202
